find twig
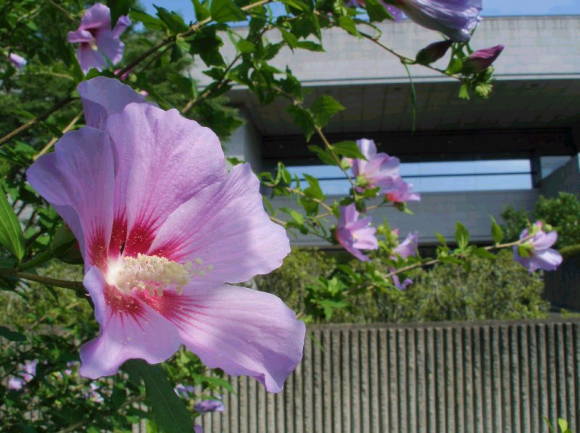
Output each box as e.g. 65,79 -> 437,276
0,96 -> 76,147
34,111 -> 82,160
0,268 -> 85,294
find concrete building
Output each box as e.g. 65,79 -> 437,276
193,16 -> 580,245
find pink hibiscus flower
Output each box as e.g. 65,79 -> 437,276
67,3 -> 131,73
349,138 -> 400,193
513,221 -> 563,273
27,77 -> 305,393
336,204 -> 379,261
384,177 -> 421,203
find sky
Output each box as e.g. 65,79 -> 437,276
140,0 -> 580,21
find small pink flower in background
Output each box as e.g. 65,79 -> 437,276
390,231 -> 419,290
174,384 -> 196,398
393,231 -> 419,259
67,3 -> 130,73
7,360 -> 38,390
388,0 -> 482,42
349,138 -> 400,193
27,77 -> 305,393
336,204 -> 379,261
194,399 -> 225,413
513,222 -> 562,272
8,53 -> 27,69
194,425 -> 204,433
462,45 -> 505,73
384,177 -> 420,203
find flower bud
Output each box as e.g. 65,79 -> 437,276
415,40 -> 452,65
462,45 -> 504,74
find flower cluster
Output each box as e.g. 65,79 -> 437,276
28,77 -> 305,393
67,3 -> 130,73
7,360 -> 37,391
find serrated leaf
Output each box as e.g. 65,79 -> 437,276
311,95 -> 345,128
108,0 -> 131,27
130,10 -> 166,31
0,187 -> 24,261
287,105 -> 315,140
303,174 -> 324,200
490,217 -> 504,244
191,0 -> 210,20
455,222 -> 470,249
155,6 -> 189,33
210,0 -> 246,23
295,41 -> 324,51
365,0 -> 391,22
236,39 -> 255,53
124,360 -> 192,433
0,325 -> 25,342
308,145 -> 338,166
333,140 -> 365,159
338,16 -> 360,36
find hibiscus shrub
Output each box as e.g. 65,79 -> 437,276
0,0 -> 563,431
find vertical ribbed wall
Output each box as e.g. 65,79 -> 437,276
201,319 -> 579,433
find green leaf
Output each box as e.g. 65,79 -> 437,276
490,216 -> 504,244
108,0 -> 131,27
303,174 -> 324,200
124,360 -> 193,433
455,222 -> 470,249
0,325 -> 25,342
295,41 -> 324,51
287,105 -> 315,140
333,140 -> 365,159
191,0 -> 210,20
310,95 -> 345,128
557,418 -> 570,433
308,145 -> 338,166
338,16 -> 360,36
280,0 -> 310,12
458,82 -> 471,100
210,0 -> 246,23
365,0 -> 391,22
130,10 -> 166,31
155,6 -> 189,33
236,39 -> 255,53
0,187 -> 24,261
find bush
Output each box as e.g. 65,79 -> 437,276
376,250 -> 548,322
258,249 -> 548,324
501,192 -> 580,249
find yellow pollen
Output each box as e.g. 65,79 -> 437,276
110,254 -> 192,295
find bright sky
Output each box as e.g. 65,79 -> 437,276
140,0 -> 580,21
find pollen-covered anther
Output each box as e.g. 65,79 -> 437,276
110,254 -> 191,295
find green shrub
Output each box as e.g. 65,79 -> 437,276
501,192 -> 580,249
258,249 -> 548,324
376,250 -> 548,322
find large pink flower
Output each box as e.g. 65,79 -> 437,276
67,3 -> 130,73
27,77 -> 304,393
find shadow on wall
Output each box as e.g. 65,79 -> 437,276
545,254 -> 580,311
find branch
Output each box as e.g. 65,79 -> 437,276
384,237 -> 533,279
0,96 -> 76,147
34,111 -> 82,160
0,268 -> 85,295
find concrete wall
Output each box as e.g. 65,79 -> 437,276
197,319 -> 580,433
223,109 -> 263,172
540,154 -> 580,198
192,16 -> 580,87
272,189 -> 538,245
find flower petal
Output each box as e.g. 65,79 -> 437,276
162,285 -> 305,393
76,45 -> 107,73
148,163 -> 290,283
95,29 -> 124,65
67,29 -> 94,44
533,231 -> 558,251
79,267 -> 182,379
105,103 -> 227,257
79,3 -> 111,30
77,77 -> 147,129
27,127 -> 115,267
